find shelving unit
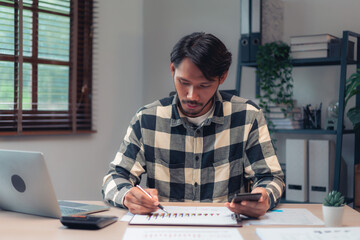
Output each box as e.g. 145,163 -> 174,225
235,30 -> 360,201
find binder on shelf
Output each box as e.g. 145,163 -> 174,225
240,0 -> 261,63
285,139 -> 308,202
240,0 -> 250,62
240,35 -> 250,63
250,32 -> 261,62
250,0 -> 261,62
308,140 -> 335,203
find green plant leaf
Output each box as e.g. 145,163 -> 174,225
344,68 -> 360,131
323,190 -> 345,206
256,41 -> 294,147
347,107 -> 360,130
345,70 -> 360,105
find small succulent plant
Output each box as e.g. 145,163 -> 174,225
323,190 -> 345,207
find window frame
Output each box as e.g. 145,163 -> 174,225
0,0 -> 94,136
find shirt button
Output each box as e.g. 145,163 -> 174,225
194,182 -> 198,187
195,156 -> 199,161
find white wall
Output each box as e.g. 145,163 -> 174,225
142,0 -> 241,104
0,0 -> 144,201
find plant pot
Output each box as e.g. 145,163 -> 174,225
322,205 -> 344,227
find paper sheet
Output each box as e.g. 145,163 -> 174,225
256,227 -> 360,240
129,206 -> 241,226
244,208 -> 324,225
120,212 -> 134,222
123,227 -> 243,240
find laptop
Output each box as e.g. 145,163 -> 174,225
0,149 -> 109,218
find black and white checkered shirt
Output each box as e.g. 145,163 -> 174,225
102,91 -> 284,209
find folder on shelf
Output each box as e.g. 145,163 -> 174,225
308,140 -> 335,203
250,32 -> 261,62
240,35 -> 250,63
240,0 -> 250,62
285,139 -> 308,202
249,0 -> 261,62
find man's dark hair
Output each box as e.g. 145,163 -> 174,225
170,32 -> 232,80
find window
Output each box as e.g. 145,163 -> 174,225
0,0 -> 94,135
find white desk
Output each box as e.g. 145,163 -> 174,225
1,202 -> 359,240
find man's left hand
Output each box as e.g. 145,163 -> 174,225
225,187 -> 269,218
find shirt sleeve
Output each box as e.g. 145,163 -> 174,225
244,108 -> 285,209
102,113 -> 146,208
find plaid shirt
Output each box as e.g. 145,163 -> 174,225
102,91 -> 284,209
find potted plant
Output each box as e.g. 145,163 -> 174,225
345,69 -> 360,130
322,190 -> 345,227
256,41 -> 294,130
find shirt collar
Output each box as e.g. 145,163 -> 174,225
170,91 -> 225,127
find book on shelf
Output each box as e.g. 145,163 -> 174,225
272,125 -> 302,130
290,42 -> 329,52
290,33 -> 339,45
265,106 -> 302,120
291,41 -> 355,60
291,107 -> 302,120
290,38 -> 340,52
291,49 -> 328,59
266,105 -> 303,129
265,112 -> 287,119
265,106 -> 287,119
270,119 -> 303,130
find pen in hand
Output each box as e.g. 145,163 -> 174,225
136,185 -> 168,213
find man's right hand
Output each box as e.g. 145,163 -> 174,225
123,187 -> 160,214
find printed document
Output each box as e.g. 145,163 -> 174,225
123,227 -> 243,240
244,208 -> 324,225
256,227 -> 360,240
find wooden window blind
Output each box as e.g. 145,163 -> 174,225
0,0 -> 94,136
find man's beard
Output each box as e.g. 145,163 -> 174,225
178,92 -> 216,117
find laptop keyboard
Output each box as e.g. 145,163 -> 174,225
57,200 -> 109,216
58,201 -> 88,208
59,206 -> 87,216
58,201 -> 90,215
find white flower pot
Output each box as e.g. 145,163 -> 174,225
322,205 -> 344,227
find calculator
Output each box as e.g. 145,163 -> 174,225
60,215 -> 118,230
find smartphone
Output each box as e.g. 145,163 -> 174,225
60,215 -> 118,230
231,193 -> 262,203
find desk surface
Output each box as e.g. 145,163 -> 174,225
1,201 -> 360,240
